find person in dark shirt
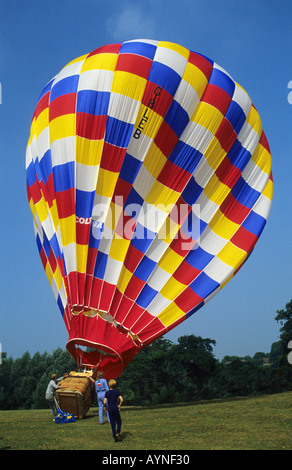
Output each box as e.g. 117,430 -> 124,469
104,379 -> 123,442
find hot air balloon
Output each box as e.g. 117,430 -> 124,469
26,40 -> 273,378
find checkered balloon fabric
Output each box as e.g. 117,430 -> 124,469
26,40 -> 272,378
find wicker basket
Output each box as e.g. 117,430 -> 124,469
55,372 -> 95,419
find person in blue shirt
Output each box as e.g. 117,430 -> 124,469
104,379 -> 124,442
95,371 -> 110,424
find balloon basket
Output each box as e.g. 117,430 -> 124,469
55,371 -> 95,419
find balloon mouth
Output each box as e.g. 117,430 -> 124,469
66,310 -> 141,379
66,338 -> 123,378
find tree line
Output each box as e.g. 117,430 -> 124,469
1,300 -> 292,410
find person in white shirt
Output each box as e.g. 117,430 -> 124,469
45,374 -> 64,420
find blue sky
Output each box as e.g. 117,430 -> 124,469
0,0 -> 291,361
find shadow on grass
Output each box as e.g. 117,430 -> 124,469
119,431 -> 132,441
122,395 -> 264,413
0,436 -> 12,450
79,394 -> 262,422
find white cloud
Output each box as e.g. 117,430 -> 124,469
105,4 -> 158,42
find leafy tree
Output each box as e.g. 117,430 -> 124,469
269,341 -> 283,368
119,338 -> 175,405
0,348 -> 77,410
252,352 -> 268,366
275,300 -> 292,352
169,335 -> 217,400
0,353 -> 14,409
273,301 -> 292,387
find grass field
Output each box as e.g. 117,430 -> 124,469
0,392 -> 291,451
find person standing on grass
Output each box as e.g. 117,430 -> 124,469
45,373 -> 64,420
95,371 -> 110,425
104,379 -> 123,442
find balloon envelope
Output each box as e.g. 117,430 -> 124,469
26,40 -> 272,378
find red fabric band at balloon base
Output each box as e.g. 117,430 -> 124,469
66,312 -> 140,379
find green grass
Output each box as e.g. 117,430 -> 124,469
0,392 -> 292,450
